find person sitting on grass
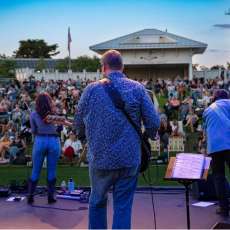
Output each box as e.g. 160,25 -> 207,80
198,131 -> 207,155
9,133 -> 27,164
63,131 -> 82,165
170,120 -> 180,136
158,118 -> 172,161
0,133 -> 11,161
184,109 -> 199,133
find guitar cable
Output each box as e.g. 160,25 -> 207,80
142,166 -> 157,230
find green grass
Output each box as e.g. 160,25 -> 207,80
2,164 -> 230,187
0,164 -> 179,187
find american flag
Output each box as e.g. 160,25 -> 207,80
68,27 -> 72,53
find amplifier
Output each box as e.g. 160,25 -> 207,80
0,188 -> 11,197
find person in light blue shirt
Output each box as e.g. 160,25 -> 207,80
74,50 -> 160,229
203,89 -> 230,217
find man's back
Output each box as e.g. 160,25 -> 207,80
203,99 -> 230,154
75,72 -> 160,169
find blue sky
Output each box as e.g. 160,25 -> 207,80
0,0 -> 230,67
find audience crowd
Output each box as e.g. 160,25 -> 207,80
0,74 -> 229,165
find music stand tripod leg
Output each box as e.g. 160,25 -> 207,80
185,183 -> 191,229
180,180 -> 192,229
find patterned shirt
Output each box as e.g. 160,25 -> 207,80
74,72 -> 160,169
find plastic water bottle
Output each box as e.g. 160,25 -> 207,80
61,180 -> 66,192
68,178 -> 75,193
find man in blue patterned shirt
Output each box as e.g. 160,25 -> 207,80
75,50 -> 160,229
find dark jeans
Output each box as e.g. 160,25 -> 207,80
88,166 -> 139,229
210,150 -> 230,211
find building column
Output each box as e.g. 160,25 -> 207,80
188,63 -> 193,81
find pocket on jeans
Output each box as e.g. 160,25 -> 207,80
124,166 -> 139,178
34,137 -> 43,148
50,138 -> 61,154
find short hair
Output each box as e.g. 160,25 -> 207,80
213,89 -> 229,101
101,50 -> 123,71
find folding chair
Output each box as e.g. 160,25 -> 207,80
167,136 -> 185,160
149,138 -> 161,159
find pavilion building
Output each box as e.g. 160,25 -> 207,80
90,29 -> 207,81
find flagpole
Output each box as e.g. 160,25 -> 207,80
68,47 -> 71,70
68,27 -> 72,71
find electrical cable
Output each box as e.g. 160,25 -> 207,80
141,160 -> 183,229
148,167 -> 157,230
141,166 -> 157,230
135,190 -> 184,195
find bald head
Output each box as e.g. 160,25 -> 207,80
101,50 -> 123,75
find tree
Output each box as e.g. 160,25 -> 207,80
72,55 -> 100,72
192,64 -> 199,71
0,60 -> 16,77
55,58 -> 69,72
210,65 -> 225,70
199,65 -> 209,71
35,58 -> 46,72
14,39 -> 60,58
227,62 -> 230,70
0,54 -> 6,59
55,55 -> 100,72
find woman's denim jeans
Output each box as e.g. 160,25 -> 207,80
31,136 -> 61,181
88,166 -> 139,229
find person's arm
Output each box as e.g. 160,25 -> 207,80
78,141 -> 83,150
202,110 -> 207,134
21,139 -> 26,150
63,140 -> 69,151
140,86 -> 160,139
74,83 -> 95,141
29,113 -> 37,135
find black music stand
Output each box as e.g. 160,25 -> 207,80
165,157 -> 210,230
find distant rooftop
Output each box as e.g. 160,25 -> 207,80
90,29 -> 207,54
14,58 -> 59,69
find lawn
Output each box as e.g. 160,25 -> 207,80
0,164 -> 179,187
1,163 -> 230,187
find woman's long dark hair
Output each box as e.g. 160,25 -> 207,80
35,93 -> 53,119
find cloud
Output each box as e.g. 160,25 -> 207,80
208,49 -> 230,53
213,24 -> 230,29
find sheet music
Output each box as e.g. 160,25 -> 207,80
172,153 -> 206,179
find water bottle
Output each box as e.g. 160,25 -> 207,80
61,180 -> 66,192
68,178 -> 75,193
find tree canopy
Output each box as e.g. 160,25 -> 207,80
227,62 -> 230,70
55,58 -> 69,72
0,60 -> 16,77
35,58 -> 46,71
72,55 -> 100,72
210,65 -> 225,70
55,55 -> 100,72
14,39 -> 60,58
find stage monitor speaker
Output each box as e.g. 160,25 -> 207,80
0,187 -> 10,197
212,222 -> 230,229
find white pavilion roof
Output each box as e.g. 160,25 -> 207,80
90,29 -> 207,54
